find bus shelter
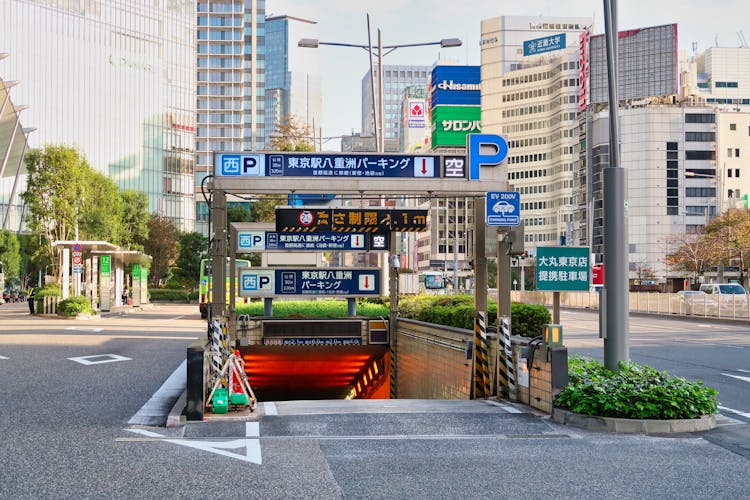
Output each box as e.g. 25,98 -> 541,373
52,240 -> 151,311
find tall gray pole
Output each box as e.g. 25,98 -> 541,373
474,197 -> 487,314
602,0 -> 629,370
377,29 -> 385,153
211,189 -> 227,322
366,14 -> 379,150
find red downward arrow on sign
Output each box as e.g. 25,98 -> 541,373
364,276 -> 370,288
421,158 -> 427,175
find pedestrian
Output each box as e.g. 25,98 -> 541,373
121,287 -> 128,306
28,286 -> 36,315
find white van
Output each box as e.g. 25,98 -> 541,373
699,283 -> 747,295
698,283 -> 748,315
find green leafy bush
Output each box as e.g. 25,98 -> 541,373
555,356 -> 718,419
57,295 -> 95,316
149,288 -> 191,302
510,303 -> 551,338
236,299 -> 388,318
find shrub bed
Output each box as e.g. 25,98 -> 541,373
554,356 -> 718,419
236,299 -> 389,318
57,295 -> 95,317
149,288 -> 191,302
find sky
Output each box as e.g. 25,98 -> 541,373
268,0 -> 750,146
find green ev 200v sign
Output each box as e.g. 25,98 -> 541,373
535,246 -> 591,291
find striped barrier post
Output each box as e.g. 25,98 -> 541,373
499,316 -> 516,400
473,311 -> 490,398
210,319 -> 226,385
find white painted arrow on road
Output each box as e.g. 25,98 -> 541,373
721,373 -> 750,384
126,422 -> 261,464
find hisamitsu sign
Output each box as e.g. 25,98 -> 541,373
238,268 -> 381,297
535,247 -> 590,291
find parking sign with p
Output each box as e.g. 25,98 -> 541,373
239,269 -> 275,296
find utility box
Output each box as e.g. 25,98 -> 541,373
212,388 -> 229,414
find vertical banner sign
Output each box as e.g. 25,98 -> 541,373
131,264 -> 141,307
100,255 -> 111,312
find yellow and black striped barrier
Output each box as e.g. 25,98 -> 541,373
473,311 -> 490,398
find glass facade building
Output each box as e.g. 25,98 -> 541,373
0,0 -> 197,231
195,0 -> 266,234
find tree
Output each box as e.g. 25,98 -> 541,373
120,190 -> 150,251
250,195 -> 286,223
268,116 -> 315,152
143,215 -> 179,286
703,208 -> 750,286
22,145 -> 91,279
665,232 -> 713,286
79,170 -> 125,244
174,232 -> 208,290
0,229 -> 21,284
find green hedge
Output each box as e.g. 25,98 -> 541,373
554,356 -> 718,419
149,289 -> 191,302
235,299 -> 389,318
57,295 -> 95,316
397,295 -> 548,336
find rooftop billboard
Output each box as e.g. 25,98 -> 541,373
431,105 -> 481,147
430,65 -> 481,107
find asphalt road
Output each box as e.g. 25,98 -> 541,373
0,302 -> 748,498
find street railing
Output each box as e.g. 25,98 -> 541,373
509,291 -> 750,320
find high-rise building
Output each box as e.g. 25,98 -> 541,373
362,65 -> 431,145
265,15 -> 322,139
195,0 -> 266,234
481,16 -> 592,251
0,0 -> 196,231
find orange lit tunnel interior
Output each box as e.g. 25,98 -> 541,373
239,345 -> 390,401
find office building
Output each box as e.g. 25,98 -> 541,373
0,74 -> 31,231
361,64 -> 431,144
265,15 -> 322,140
196,0 -> 266,234
481,18 -> 587,250
0,0 -> 196,231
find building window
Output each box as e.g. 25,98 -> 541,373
685,113 -> 715,124
730,123 -> 737,131
685,150 -> 716,160
685,132 -> 716,141
667,207 -> 679,215
736,148 -> 741,157
737,169 -> 741,178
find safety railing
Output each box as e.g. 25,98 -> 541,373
510,291 -> 750,320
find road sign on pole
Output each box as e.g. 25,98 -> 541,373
486,191 -> 520,226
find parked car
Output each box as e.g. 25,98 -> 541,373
697,283 -> 748,316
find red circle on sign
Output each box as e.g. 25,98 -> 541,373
72,255 -> 82,265
298,210 -> 314,227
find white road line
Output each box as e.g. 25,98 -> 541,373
264,402 -> 278,416
128,360 -> 186,425
0,355 -> 8,360
483,400 -> 524,413
721,373 -> 750,384
68,354 -> 132,365
739,369 -> 750,374
246,422 -> 259,437
65,327 -> 103,332
718,406 -> 750,419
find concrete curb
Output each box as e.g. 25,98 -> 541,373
166,390 -> 187,428
552,407 -> 716,434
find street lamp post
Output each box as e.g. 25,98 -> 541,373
556,203 -> 576,246
298,17 -> 461,152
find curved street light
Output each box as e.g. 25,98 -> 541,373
298,15 -> 461,152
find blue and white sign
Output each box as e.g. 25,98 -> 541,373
239,268 -> 381,297
239,269 -> 275,297
523,33 -> 566,56
487,192 -> 520,226
467,134 -> 509,180
237,231 -> 387,252
267,153 -> 439,178
430,65 -> 481,106
216,153 -> 265,176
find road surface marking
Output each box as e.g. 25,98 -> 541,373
65,327 -> 103,332
124,427 -> 262,465
68,354 -> 132,365
721,373 -> 750,384
128,360 -> 185,425
0,355 -> 8,360
264,402 -> 278,416
718,406 -> 750,419
739,369 -> 750,374
483,400 -> 524,413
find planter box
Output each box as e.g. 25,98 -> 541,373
552,407 -> 716,434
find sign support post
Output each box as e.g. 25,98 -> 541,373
211,189 -> 227,325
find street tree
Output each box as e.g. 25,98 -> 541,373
665,232 -> 713,286
79,170 -> 125,244
173,231 -> 208,290
22,145 -> 91,279
0,229 -> 21,284
703,208 -> 750,286
143,215 -> 178,286
268,116 -> 315,152
120,190 -> 150,251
